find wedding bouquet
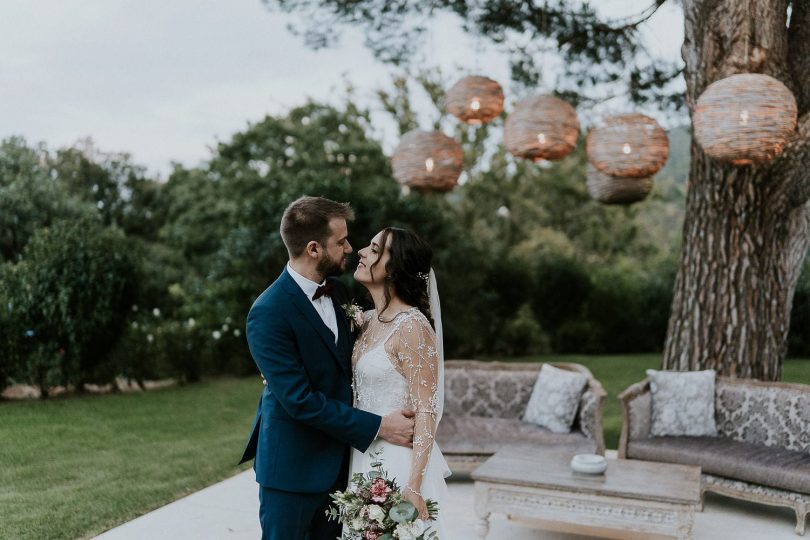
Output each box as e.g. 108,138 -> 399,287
326,453 -> 439,540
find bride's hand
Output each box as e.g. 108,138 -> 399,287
404,486 -> 428,520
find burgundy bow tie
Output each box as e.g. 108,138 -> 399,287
312,281 -> 335,300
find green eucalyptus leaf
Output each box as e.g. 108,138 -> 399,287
388,501 -> 418,523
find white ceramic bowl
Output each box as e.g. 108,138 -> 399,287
570,453 -> 607,474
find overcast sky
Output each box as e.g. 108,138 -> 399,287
0,0 -> 684,178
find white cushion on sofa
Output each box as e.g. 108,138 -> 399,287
647,368 -> 718,437
522,364 -> 588,433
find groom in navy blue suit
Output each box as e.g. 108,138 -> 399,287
240,196 -> 415,540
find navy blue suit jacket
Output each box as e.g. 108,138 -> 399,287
239,268 -> 381,493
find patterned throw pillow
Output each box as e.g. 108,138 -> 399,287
647,369 -> 718,437
522,364 -> 588,433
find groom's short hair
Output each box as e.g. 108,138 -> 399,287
280,196 -> 354,258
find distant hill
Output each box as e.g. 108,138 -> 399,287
658,124 -> 691,185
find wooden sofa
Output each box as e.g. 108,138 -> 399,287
436,360 -> 606,473
619,376 -> 810,535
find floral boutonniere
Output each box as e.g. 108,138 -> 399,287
342,302 -> 364,335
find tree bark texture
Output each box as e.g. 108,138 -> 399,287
663,0 -> 810,380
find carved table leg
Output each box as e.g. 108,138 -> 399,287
677,520 -> 694,540
473,482 -> 491,539
795,501 -> 807,536
675,506 -> 695,540
475,514 -> 490,539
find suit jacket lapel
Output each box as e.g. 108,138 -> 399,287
332,296 -> 351,369
280,270 -> 347,374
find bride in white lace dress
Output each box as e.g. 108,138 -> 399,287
349,227 -> 451,537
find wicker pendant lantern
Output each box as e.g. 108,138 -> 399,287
446,75 -> 504,126
586,113 -> 669,177
504,95 -> 580,161
391,130 -> 464,193
586,164 -> 653,205
693,73 -> 798,165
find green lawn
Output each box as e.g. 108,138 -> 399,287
3,358 -> 810,539
498,355 -> 810,450
0,378 -> 261,540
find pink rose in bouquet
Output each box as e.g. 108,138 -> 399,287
370,477 -> 392,503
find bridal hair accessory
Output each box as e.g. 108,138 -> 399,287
417,271 -> 430,283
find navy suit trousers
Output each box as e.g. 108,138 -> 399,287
258,451 -> 349,540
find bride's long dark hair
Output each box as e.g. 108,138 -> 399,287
367,227 -> 434,328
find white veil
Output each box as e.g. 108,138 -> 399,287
427,268 -> 444,423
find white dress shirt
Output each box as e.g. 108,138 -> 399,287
287,264 -> 339,344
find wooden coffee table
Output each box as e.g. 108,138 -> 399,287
471,445 -> 701,540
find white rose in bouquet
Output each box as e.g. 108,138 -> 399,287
394,519 -> 426,540
394,523 -> 416,540
366,504 -> 386,523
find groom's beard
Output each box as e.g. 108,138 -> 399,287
317,252 -> 345,278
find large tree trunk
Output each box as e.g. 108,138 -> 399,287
663,0 -> 810,380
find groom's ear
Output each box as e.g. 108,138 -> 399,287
305,240 -> 321,259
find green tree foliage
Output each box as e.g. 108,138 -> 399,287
160,101 -> 489,357
2,220 -> 137,395
0,137 -> 95,262
0,265 -> 23,391
264,0 -> 684,109
0,137 -> 165,260
50,141 -> 167,242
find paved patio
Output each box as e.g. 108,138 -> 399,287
96,466 -> 799,540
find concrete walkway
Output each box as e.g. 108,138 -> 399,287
96,467 -> 799,540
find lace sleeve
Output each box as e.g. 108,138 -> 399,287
389,313 -> 440,494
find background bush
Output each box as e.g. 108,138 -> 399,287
2,219 -> 136,395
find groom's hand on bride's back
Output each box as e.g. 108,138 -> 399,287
379,409 -> 416,448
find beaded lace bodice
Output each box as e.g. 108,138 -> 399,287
351,307 -> 440,488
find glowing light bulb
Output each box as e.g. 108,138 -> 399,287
470,97 -> 481,111
537,133 -> 546,144
425,158 -> 434,172
740,110 -> 749,125
622,143 -> 632,154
